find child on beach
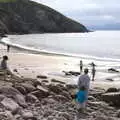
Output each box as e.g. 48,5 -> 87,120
76,86 -> 87,110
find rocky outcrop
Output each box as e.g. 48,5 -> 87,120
0,0 -> 88,34
101,92 -> 120,106
0,77 -> 120,120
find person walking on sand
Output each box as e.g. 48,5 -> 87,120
77,68 -> 90,110
7,44 -> 10,52
91,62 -> 96,81
80,60 -> 83,74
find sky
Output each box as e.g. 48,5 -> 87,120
32,0 -> 120,30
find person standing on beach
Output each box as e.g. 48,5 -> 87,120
91,62 -> 96,81
7,44 -> 10,52
80,60 -> 83,74
77,68 -> 90,109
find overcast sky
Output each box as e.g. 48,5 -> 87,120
32,0 -> 120,30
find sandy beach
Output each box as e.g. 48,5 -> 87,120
1,38 -> 120,90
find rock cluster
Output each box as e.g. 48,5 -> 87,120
0,77 -> 119,120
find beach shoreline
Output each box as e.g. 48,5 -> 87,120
0,37 -> 120,90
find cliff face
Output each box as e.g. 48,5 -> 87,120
0,0 -> 88,34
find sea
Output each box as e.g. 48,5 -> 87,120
1,30 -> 120,62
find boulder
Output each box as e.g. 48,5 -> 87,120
21,111 -> 35,120
106,88 -> 118,93
51,79 -> 65,84
41,98 -> 56,105
108,68 -> 119,73
14,85 -> 27,95
101,92 -> 120,106
88,96 -> 96,101
37,85 -> 48,92
42,80 -> 49,83
51,95 -> 70,102
69,71 -> 80,76
94,116 -> 110,120
0,86 -> 22,97
0,111 -> 15,120
5,111 -> 15,120
48,84 -> 63,94
14,94 -> 27,108
1,97 -> 19,113
31,86 -> 49,99
62,71 -> 80,76
60,91 -> 72,100
13,69 -> 18,72
33,79 -> 41,87
89,88 -> 105,100
57,84 -> 68,91
62,71 -> 72,75
106,78 -> 114,81
26,94 -> 39,103
57,112 -> 71,120
66,84 -> 77,90
36,75 -> 47,79
116,110 -> 120,118
20,83 -> 36,93
0,86 -> 27,107
0,94 -> 6,102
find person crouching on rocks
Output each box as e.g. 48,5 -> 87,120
0,55 -> 22,80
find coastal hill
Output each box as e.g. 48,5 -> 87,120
0,0 -> 88,34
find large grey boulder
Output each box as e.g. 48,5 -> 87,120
20,83 -> 36,93
31,86 -> 49,99
101,92 -> 120,106
0,86 -> 27,107
106,88 -> 119,93
0,94 -> 6,102
21,111 -> 34,119
0,86 -> 21,96
26,93 -> 39,103
1,97 -> 19,113
14,85 -> 27,95
48,84 -> 63,94
0,111 -> 15,120
14,94 -> 27,108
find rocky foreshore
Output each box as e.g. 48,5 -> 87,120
0,76 -> 120,120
